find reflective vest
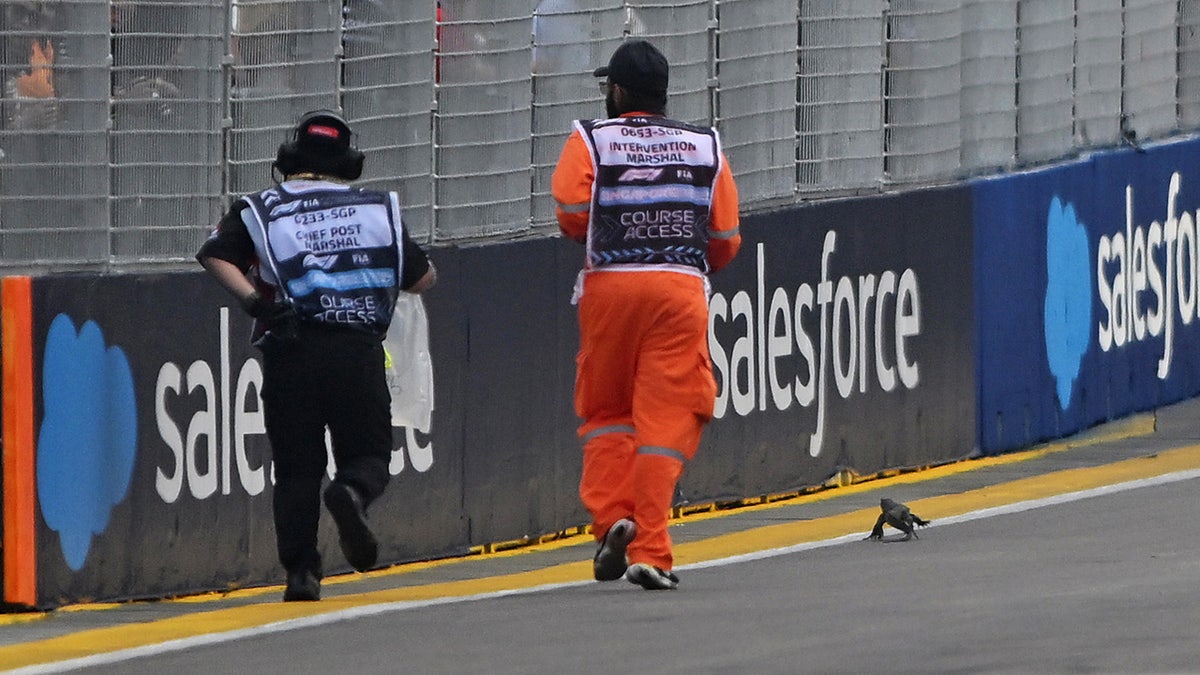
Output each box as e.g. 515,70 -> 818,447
242,180 -> 404,336
575,116 -> 721,274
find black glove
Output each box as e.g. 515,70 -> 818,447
242,291 -> 299,341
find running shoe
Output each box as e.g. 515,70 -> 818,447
593,518 -> 636,581
323,481 -> 379,572
625,562 -> 679,590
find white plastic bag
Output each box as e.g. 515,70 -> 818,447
382,294 -> 434,430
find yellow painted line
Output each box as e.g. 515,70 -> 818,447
0,612 -> 45,627
0,411 -> 1153,627
0,561 -> 598,671
97,413 -> 1162,615
677,412 -> 1158,524
676,443 -> 1200,564
0,413 -> 1151,629
2,439 -> 1197,671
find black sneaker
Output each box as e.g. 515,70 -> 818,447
323,481 -> 379,572
593,518 -> 636,581
283,569 -> 320,602
625,562 -> 679,590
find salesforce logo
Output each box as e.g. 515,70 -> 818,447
708,235 -> 922,458
1043,196 -> 1093,410
37,315 -> 137,571
1096,173 -> 1200,383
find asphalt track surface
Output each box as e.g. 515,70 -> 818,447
4,398 -> 1200,674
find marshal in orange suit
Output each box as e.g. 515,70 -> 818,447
551,39 -> 741,591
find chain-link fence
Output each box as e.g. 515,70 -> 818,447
1,0 -> 1197,268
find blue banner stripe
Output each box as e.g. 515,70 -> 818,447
287,268 -> 396,296
597,185 -> 712,207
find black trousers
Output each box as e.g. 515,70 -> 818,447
259,327 -> 393,576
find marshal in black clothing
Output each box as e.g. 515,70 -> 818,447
196,110 -> 437,602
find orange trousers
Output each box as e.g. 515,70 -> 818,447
575,270 -> 715,571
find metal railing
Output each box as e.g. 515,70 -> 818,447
0,0 -> 1194,268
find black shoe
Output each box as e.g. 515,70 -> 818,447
283,569 -> 320,602
323,481 -> 379,572
625,563 -> 679,590
593,518 -> 636,581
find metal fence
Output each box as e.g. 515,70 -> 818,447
1,0 -> 1197,268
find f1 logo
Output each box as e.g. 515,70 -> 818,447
618,168 -> 664,182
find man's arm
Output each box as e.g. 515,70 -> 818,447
399,227 -> 437,294
406,264 -> 437,294
196,203 -> 261,310
706,155 -> 741,273
199,255 -> 258,310
551,129 -> 593,243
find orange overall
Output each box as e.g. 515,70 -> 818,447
552,113 -> 741,571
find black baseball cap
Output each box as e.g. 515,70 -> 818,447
593,39 -> 668,95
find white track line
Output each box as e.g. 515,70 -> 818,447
12,467 -> 1200,674
681,467 -> 1200,569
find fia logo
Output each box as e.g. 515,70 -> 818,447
353,252 -> 370,266
677,168 -> 693,181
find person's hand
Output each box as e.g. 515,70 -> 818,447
242,291 -> 299,340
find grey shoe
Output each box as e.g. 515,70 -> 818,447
625,562 -> 679,590
593,518 -> 636,581
323,481 -> 379,572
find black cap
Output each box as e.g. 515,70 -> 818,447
593,39 -> 668,95
294,110 -> 353,150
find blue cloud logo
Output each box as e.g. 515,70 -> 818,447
1043,196 -> 1093,410
37,315 -> 138,571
